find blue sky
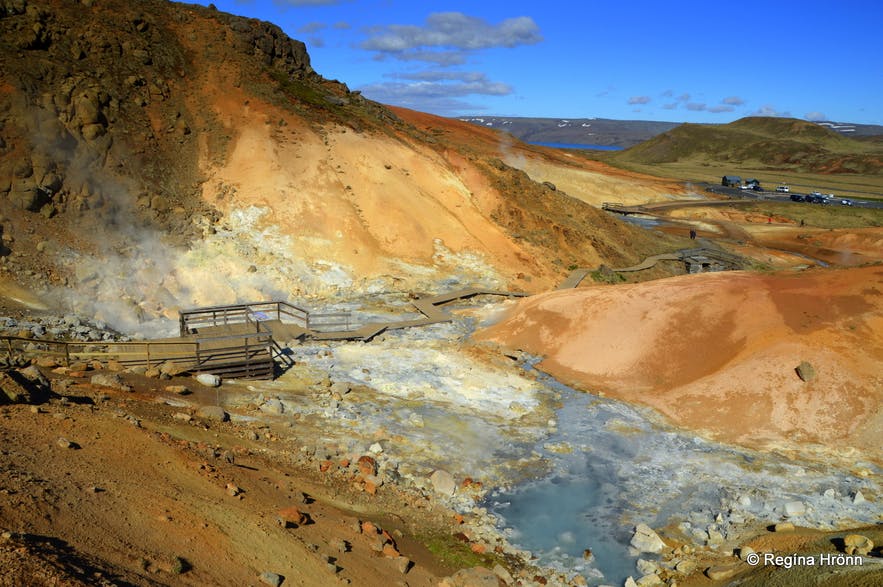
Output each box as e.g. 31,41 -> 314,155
193,0 -> 883,124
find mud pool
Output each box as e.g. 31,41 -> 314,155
217,297 -> 879,585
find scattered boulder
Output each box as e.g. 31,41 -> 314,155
159,361 -> 187,377
429,469 -> 456,496
260,398 -> 285,415
395,556 -> 411,574
492,564 -> 514,585
772,522 -> 795,532
439,567 -> 504,587
705,565 -> 740,581
784,501 -> 806,517
843,534 -> 873,556
630,523 -> 666,554
196,406 -> 228,422
165,385 -> 190,395
795,361 -> 815,382
259,571 -> 284,587
277,506 -> 310,528
90,373 -> 132,392
738,546 -> 755,562
0,370 -> 50,404
356,455 -> 377,476
196,373 -> 221,387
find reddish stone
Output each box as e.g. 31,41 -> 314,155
339,458 -> 350,468
381,530 -> 395,545
453,514 -> 465,525
319,460 -> 333,472
364,480 -> 377,495
361,521 -> 378,535
278,506 -> 310,527
357,455 -> 377,476
382,543 -> 400,558
470,543 -> 486,554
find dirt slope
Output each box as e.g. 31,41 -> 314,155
0,377 -> 458,586
0,0 -> 687,329
477,266 -> 883,461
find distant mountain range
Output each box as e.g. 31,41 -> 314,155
457,116 -> 883,149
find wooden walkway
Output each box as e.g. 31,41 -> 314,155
2,289 -> 527,380
555,247 -> 744,288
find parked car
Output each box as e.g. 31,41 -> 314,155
790,194 -> 805,202
752,184 -> 763,191
840,199 -> 853,206
776,185 -> 790,193
806,194 -> 825,204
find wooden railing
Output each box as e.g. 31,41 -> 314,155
178,301 -> 310,335
306,312 -> 352,331
1,332 -> 274,378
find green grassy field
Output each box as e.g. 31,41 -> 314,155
740,201 -> 883,228
595,158 -> 883,200
587,117 -> 883,200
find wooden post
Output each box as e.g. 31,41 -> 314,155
146,343 -> 151,369
195,342 -> 201,368
244,336 -> 250,376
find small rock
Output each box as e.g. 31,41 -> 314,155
196,406 -> 228,422
852,490 -> 866,504
173,412 -> 192,422
635,573 -> 663,587
278,506 -> 310,528
356,455 -> 377,476
395,556 -> 411,574
738,546 -> 756,562
705,565 -> 740,581
630,523 -> 666,554
492,564 -> 513,585
369,442 -> 383,454
772,522 -> 795,532
429,469 -> 456,496
165,385 -> 190,395
784,501 -> 806,517
843,534 -> 873,556
259,571 -> 284,587
159,361 -> 187,376
90,373 -> 132,392
196,373 -> 221,387
795,361 -> 815,382
261,399 -> 285,415
225,483 -> 241,497
56,437 -> 76,449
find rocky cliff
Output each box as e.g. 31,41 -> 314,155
0,0 -> 684,332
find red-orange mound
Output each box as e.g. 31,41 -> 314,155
477,267 -> 883,460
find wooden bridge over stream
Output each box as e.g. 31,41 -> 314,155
2,289 -> 525,381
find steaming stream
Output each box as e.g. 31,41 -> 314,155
215,298 -> 877,585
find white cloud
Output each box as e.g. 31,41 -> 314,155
627,96 -> 651,105
361,12 -> 542,61
804,111 -> 827,121
358,74 -> 513,115
753,104 -> 792,117
708,105 -> 735,113
677,93 -> 690,102
722,96 -> 744,105
686,102 -> 706,111
374,50 -> 468,66
662,102 -> 678,110
274,0 -> 347,6
297,22 -> 327,34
